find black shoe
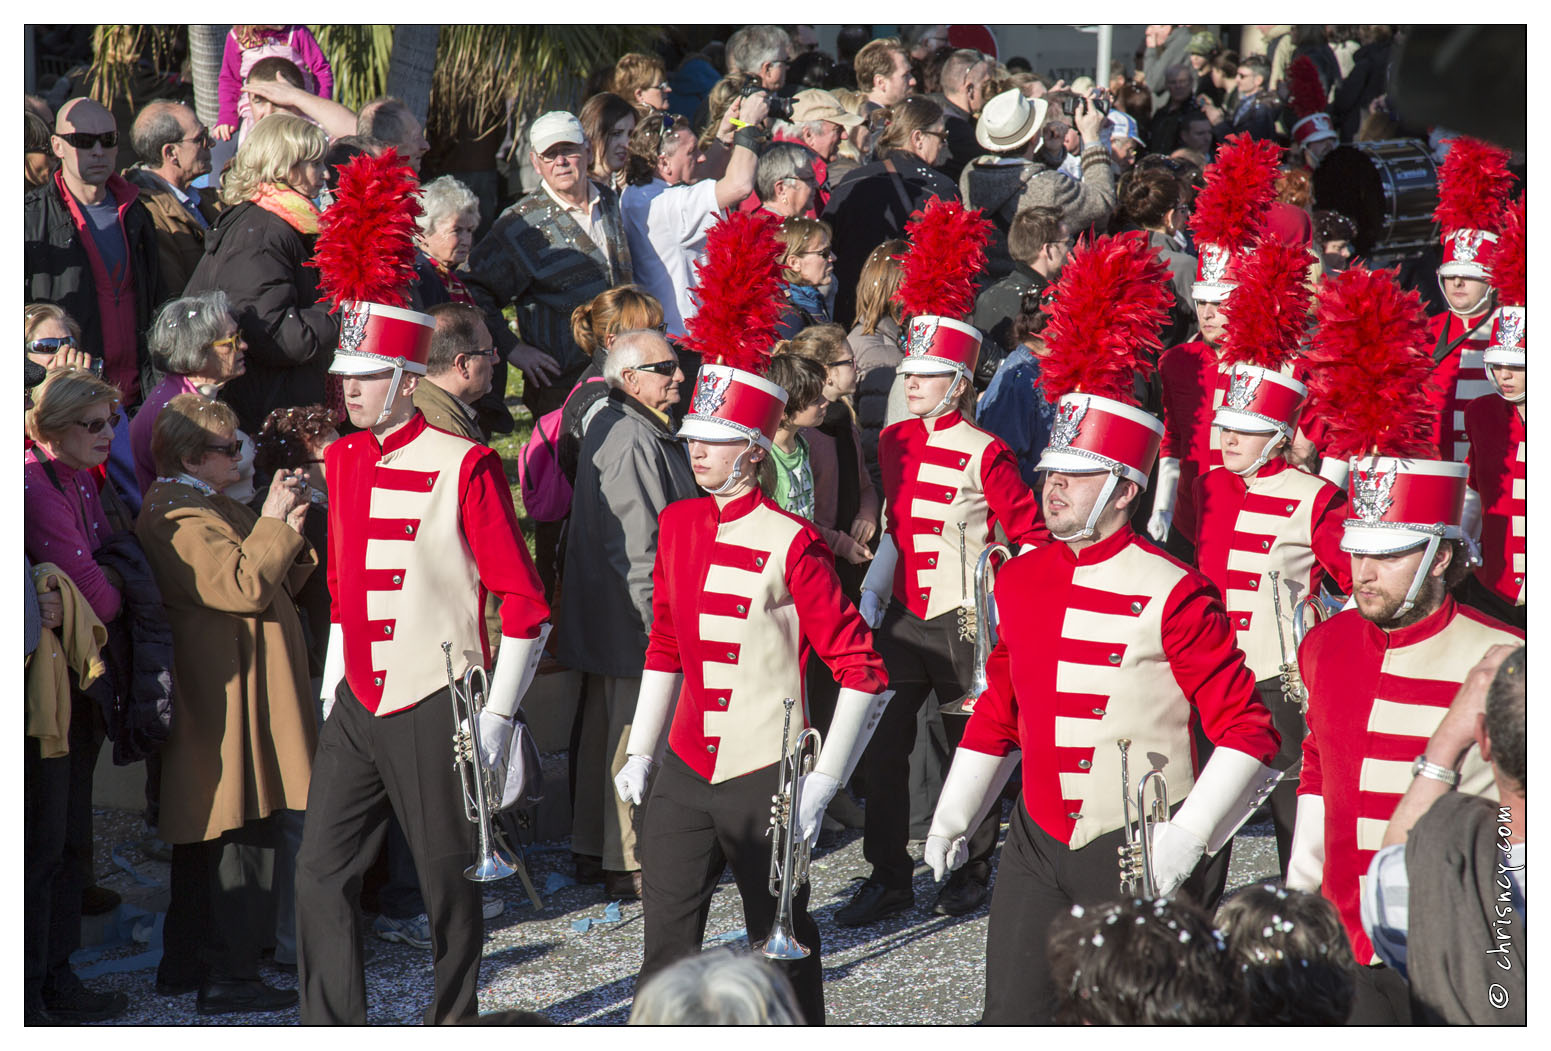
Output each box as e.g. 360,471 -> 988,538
155,974 -> 200,996
573,853 -> 605,885
42,983 -> 129,1023
834,879 -> 913,927
196,978 -> 298,1016
932,869 -> 989,916
81,885 -> 122,916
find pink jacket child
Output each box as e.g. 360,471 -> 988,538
215,25 -> 334,142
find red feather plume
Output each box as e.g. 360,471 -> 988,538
1039,231 -> 1173,405
1303,265 -> 1437,459
310,149 -> 421,310
1189,134 -> 1282,250
1491,194 -> 1526,307
680,210 -> 786,373
894,197 -> 993,320
1287,56 -> 1327,120
1432,136 -> 1513,234
1218,238 -> 1315,370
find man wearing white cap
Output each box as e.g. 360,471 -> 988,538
960,88 -> 1113,280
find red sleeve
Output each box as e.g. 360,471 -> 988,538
643,508 -> 683,673
957,633 -> 1020,757
980,442 -> 1049,548
459,448 -> 549,639
1296,631 -> 1323,797
786,531 -> 888,693
1160,573 -> 1279,764
1308,481 -> 1353,594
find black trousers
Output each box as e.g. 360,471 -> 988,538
1258,677 -> 1306,877
639,750 -> 824,1025
983,797 -> 1225,1024
861,602 -> 998,889
160,818 -> 277,986
1456,573 -> 1526,631
24,737 -> 72,1007
295,682 -> 481,1025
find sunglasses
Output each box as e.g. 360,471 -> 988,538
655,117 -> 690,157
74,412 -> 121,434
57,131 -> 119,150
828,358 -> 856,369
28,336 -> 77,354
180,129 -> 211,147
206,440 -> 244,458
628,359 -> 679,376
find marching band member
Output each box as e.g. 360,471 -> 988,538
1192,236 -> 1352,874
1462,195 -> 1526,628
1152,134 -> 1284,555
1286,265 -> 1523,964
614,212 -> 891,1025
840,200 -> 1048,926
293,153 -> 550,1024
1423,136 -> 1514,462
926,232 -> 1281,1024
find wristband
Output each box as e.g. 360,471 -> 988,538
1410,753 -> 1461,787
732,126 -> 764,152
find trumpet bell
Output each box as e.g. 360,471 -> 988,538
465,845 -> 520,882
758,923 -> 812,961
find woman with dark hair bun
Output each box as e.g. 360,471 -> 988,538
1117,164 -> 1197,349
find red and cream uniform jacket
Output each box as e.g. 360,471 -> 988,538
1193,459 -> 1353,681
644,488 -> 886,783
1423,307 -> 1495,461
1298,598 -> 1523,962
878,410 -> 1047,622
960,525 -> 1280,850
326,412 -> 549,715
1465,395 -> 1526,605
1159,340 -> 1230,543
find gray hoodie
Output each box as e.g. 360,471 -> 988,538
959,143 -> 1116,280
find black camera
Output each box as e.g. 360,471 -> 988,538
739,75 -> 793,123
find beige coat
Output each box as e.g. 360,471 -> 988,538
136,481 -> 318,844
413,379 -> 483,442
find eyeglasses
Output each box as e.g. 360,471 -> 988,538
828,358 -> 856,369
655,117 -> 690,158
179,129 -> 211,147
206,440 -> 244,458
210,333 -> 243,351
627,359 -> 679,377
28,336 -> 77,354
74,412 -> 121,434
462,346 -> 499,361
797,246 -> 835,258
56,131 -> 119,150
919,128 -> 948,140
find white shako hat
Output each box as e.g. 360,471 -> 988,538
677,364 -> 788,451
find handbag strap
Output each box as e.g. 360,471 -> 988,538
881,156 -> 917,218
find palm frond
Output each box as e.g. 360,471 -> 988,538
308,24 -> 394,112
86,25 -> 180,108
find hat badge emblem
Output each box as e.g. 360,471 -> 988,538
1452,229 -> 1485,263
1352,465 -> 1397,523
1200,243 -> 1230,283
1498,307 -> 1526,348
906,317 -> 940,358
340,302 -> 371,353
1225,368 -> 1262,410
692,370 -> 731,416
1049,396 -> 1089,450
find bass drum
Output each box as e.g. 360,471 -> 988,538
1312,140 -> 1439,259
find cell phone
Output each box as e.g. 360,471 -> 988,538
89,356 -> 104,376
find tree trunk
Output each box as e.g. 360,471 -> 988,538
386,25 -> 439,128
188,24 -> 230,129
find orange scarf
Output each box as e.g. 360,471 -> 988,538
250,182 -> 321,234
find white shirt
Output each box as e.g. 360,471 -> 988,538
541,179 -> 611,266
619,178 -> 721,337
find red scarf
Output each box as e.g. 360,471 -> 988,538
429,257 -> 476,305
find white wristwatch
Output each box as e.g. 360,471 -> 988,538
1410,754 -> 1460,787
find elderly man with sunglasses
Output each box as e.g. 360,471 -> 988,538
25,97 -> 167,511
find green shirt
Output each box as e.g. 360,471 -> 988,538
771,435 -> 815,521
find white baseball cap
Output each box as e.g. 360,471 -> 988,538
529,111 -> 585,155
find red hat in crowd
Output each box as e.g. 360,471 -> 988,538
1189,134 -> 1283,302
679,364 -> 788,450
1433,136 -> 1514,280
1287,56 -> 1337,151
1037,231 -> 1173,501
1484,195 -> 1527,379
893,197 -> 993,386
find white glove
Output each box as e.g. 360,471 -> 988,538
859,589 -> 886,629
614,754 -> 653,806
924,833 -> 968,882
926,748 -> 1021,882
1147,456 -> 1180,542
1317,457 -> 1350,489
795,771 -> 840,848
476,708 -> 514,772
1461,487 -> 1484,568
1285,794 -> 1326,892
1148,820 -> 1206,897
320,625 -> 345,720
624,669 -> 684,759
484,625 -> 552,718
1168,746 -> 1283,854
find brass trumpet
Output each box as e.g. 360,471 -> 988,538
1270,573 -> 1344,713
941,542 -> 1012,717
759,697 -> 822,961
1117,738 -> 1170,900
444,641 -> 519,882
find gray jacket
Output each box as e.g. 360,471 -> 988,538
554,390 -> 697,677
959,145 -> 1116,278
849,316 -> 902,491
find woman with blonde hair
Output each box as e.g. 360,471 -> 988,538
612,52 -> 671,114
138,393 -> 317,1014
845,239 -> 908,484
185,113 -> 337,433
774,217 -> 835,339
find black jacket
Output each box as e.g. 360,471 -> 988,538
971,263 -> 1048,359
23,173 -> 167,401
822,150 -> 960,327
86,531 -> 175,765
184,201 -> 338,434
1331,39 -> 1393,141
